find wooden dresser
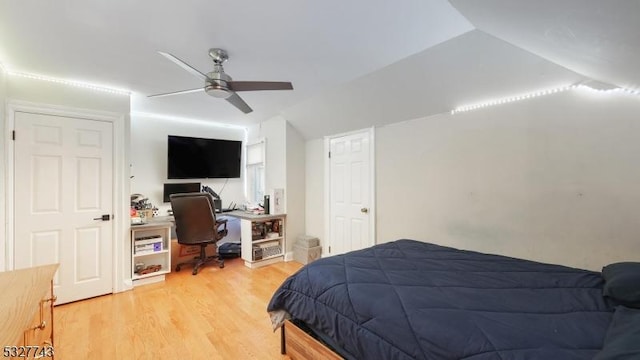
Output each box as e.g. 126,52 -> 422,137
0,264 -> 59,359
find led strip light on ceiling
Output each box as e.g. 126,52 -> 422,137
451,85 -> 577,114
578,85 -> 640,95
0,62 -> 130,96
8,70 -> 131,95
451,84 -> 640,115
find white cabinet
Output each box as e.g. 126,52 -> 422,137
130,221 -> 172,286
231,212 -> 286,268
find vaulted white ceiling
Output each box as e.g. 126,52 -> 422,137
451,0 -> 640,90
1,1 -> 638,139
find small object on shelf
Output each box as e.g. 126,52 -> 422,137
137,264 -> 162,275
252,246 -> 263,261
252,222 -> 266,240
258,240 -> 279,248
261,244 -> 282,258
135,262 -> 145,273
134,235 -> 164,254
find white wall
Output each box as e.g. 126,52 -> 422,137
130,114 -> 246,243
247,116 -> 308,254
1,75 -> 131,290
285,122 -> 306,252
305,139 -> 324,241
307,88 -> 640,271
0,70 -> 7,269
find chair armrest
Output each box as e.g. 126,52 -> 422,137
216,218 -> 228,231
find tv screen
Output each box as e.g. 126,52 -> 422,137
163,182 -> 201,203
168,135 -> 242,179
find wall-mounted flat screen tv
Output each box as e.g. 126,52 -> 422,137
168,135 -> 242,179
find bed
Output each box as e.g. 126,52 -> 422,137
267,239 -> 637,359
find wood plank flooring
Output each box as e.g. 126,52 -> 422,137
54,258 -> 302,359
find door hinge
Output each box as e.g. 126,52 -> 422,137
12,130 -> 15,140
328,245 -> 331,254
328,151 -> 331,159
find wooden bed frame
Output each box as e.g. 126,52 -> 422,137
281,319 -> 342,359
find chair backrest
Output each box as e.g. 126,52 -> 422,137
170,192 -> 220,245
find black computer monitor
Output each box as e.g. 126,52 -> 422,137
163,182 -> 201,203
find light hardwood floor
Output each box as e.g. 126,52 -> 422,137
54,258 -> 302,359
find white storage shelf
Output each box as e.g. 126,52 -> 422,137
130,221 -> 172,286
234,213 -> 286,269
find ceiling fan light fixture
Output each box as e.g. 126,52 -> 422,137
151,48 -> 293,113
205,84 -> 232,99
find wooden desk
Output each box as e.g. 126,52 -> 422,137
151,211 -> 287,269
0,264 -> 58,359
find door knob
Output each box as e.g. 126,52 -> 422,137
361,208 -> 368,213
93,214 -> 111,221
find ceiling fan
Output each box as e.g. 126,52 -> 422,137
148,48 -> 293,114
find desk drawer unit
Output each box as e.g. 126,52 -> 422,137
22,286 -> 55,358
1,264 -> 58,360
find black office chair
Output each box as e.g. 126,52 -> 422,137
170,192 -> 227,275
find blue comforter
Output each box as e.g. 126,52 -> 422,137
267,240 -> 614,359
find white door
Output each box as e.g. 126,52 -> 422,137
328,129 -> 374,255
13,111 -> 114,304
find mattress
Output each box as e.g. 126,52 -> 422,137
267,240 -> 614,359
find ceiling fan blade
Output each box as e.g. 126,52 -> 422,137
228,81 -> 293,92
226,92 -> 253,114
148,88 -> 204,98
158,51 -> 208,81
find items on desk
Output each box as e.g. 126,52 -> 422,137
202,185 -> 222,212
244,202 -> 265,215
130,193 -> 158,224
130,208 -> 143,224
202,185 -> 239,213
263,195 -> 270,215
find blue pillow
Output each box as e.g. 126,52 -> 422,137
594,306 -> 640,359
602,262 -> 640,308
